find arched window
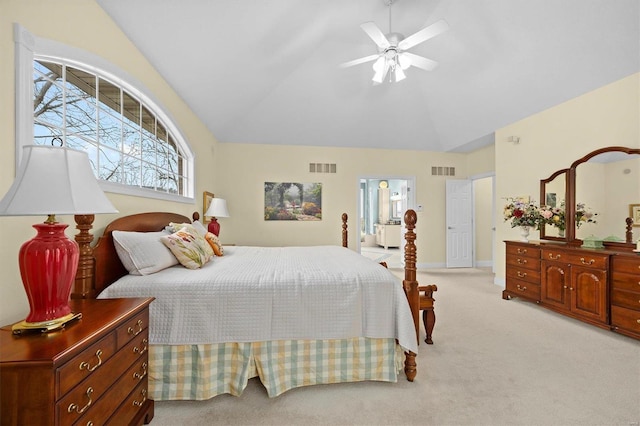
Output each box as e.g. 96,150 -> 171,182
15,24 -> 194,201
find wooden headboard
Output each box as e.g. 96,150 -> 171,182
71,212 -> 351,300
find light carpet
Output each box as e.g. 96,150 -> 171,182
148,268 -> 640,426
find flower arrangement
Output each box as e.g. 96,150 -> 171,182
539,200 -> 598,230
539,203 -> 566,231
503,197 -> 541,228
575,202 -> 598,229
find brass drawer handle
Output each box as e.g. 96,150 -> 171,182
516,284 -> 527,292
637,319 -> 640,324
133,362 -> 148,381
517,258 -> 528,265
517,271 -> 527,278
133,389 -> 147,407
128,319 -> 143,337
548,254 -> 561,260
79,350 -> 103,372
134,338 -> 148,355
580,258 -> 595,265
86,422 -> 94,426
68,387 -> 93,414
516,248 -> 527,254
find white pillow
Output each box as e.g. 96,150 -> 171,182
191,220 -> 208,237
112,230 -> 179,275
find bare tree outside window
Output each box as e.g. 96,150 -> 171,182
32,59 -> 187,195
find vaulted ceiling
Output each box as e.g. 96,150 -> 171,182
96,0 -> 639,152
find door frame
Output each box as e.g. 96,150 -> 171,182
355,175 -> 416,255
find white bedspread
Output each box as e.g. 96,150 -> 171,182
98,246 -> 418,353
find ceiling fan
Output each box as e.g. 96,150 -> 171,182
340,0 -> 449,84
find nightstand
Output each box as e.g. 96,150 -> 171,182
0,298 -> 155,426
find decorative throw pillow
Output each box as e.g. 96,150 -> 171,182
112,230 -> 178,275
205,232 -> 224,256
161,229 -> 213,269
167,222 -> 214,258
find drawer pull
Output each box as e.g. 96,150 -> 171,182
517,258 -> 528,265
128,319 -> 144,336
68,387 -> 93,414
79,350 -> 103,372
133,389 -> 147,407
134,338 -> 148,355
134,362 -> 148,381
517,271 -> 527,278
548,253 -> 561,260
86,422 -> 94,426
637,319 -> 640,324
580,258 -> 595,265
516,284 -> 527,292
516,248 -> 527,254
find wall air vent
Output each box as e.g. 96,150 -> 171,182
309,163 -> 337,173
431,166 -> 456,176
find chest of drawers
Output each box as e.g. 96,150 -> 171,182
0,298 -> 154,426
611,254 -> 640,339
503,241 -> 541,301
504,240 -> 640,340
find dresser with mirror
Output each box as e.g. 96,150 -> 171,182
504,146 -> 640,340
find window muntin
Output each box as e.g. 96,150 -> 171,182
32,59 -> 189,196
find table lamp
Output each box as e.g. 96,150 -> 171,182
205,198 -> 229,236
0,145 -> 118,333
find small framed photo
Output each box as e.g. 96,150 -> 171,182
203,191 -> 214,223
630,204 -> 640,227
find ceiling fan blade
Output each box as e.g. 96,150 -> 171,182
360,21 -> 391,49
339,54 -> 380,69
398,19 -> 449,51
402,52 -> 439,71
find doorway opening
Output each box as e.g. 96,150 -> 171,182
357,176 -> 415,268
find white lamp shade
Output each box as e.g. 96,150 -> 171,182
205,198 -> 229,218
0,145 -> 118,216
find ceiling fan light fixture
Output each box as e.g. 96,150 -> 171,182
394,65 -> 406,82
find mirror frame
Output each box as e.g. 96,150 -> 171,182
539,168 -> 569,241
567,146 -> 640,248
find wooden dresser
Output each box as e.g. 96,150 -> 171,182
504,240 -> 640,340
0,298 -> 155,426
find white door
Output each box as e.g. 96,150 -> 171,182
446,179 -> 473,267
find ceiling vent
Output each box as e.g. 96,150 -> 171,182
431,166 -> 455,176
309,163 -> 337,173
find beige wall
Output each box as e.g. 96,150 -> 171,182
0,0 -> 218,323
495,72 -> 640,284
213,143 -> 489,267
474,176 -> 494,265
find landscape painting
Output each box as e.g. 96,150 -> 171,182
264,182 -> 322,221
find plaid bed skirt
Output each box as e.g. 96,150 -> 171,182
148,338 -> 404,400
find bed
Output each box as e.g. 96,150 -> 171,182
70,211 -> 429,401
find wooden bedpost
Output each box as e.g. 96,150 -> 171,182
72,214 -> 96,299
402,209 -> 419,382
342,213 -> 348,248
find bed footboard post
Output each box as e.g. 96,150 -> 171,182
402,210 -> 420,345
341,213 -> 348,248
72,214 -> 96,299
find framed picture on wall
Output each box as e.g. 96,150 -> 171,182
630,204 -> 640,227
203,191 -> 214,223
264,182 -> 322,221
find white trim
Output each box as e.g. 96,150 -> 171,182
14,24 -> 34,171
14,23 -> 195,201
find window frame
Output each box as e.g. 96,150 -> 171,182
14,23 -> 195,203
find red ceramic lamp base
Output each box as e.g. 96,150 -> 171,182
208,218 -> 220,236
12,222 -> 80,333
